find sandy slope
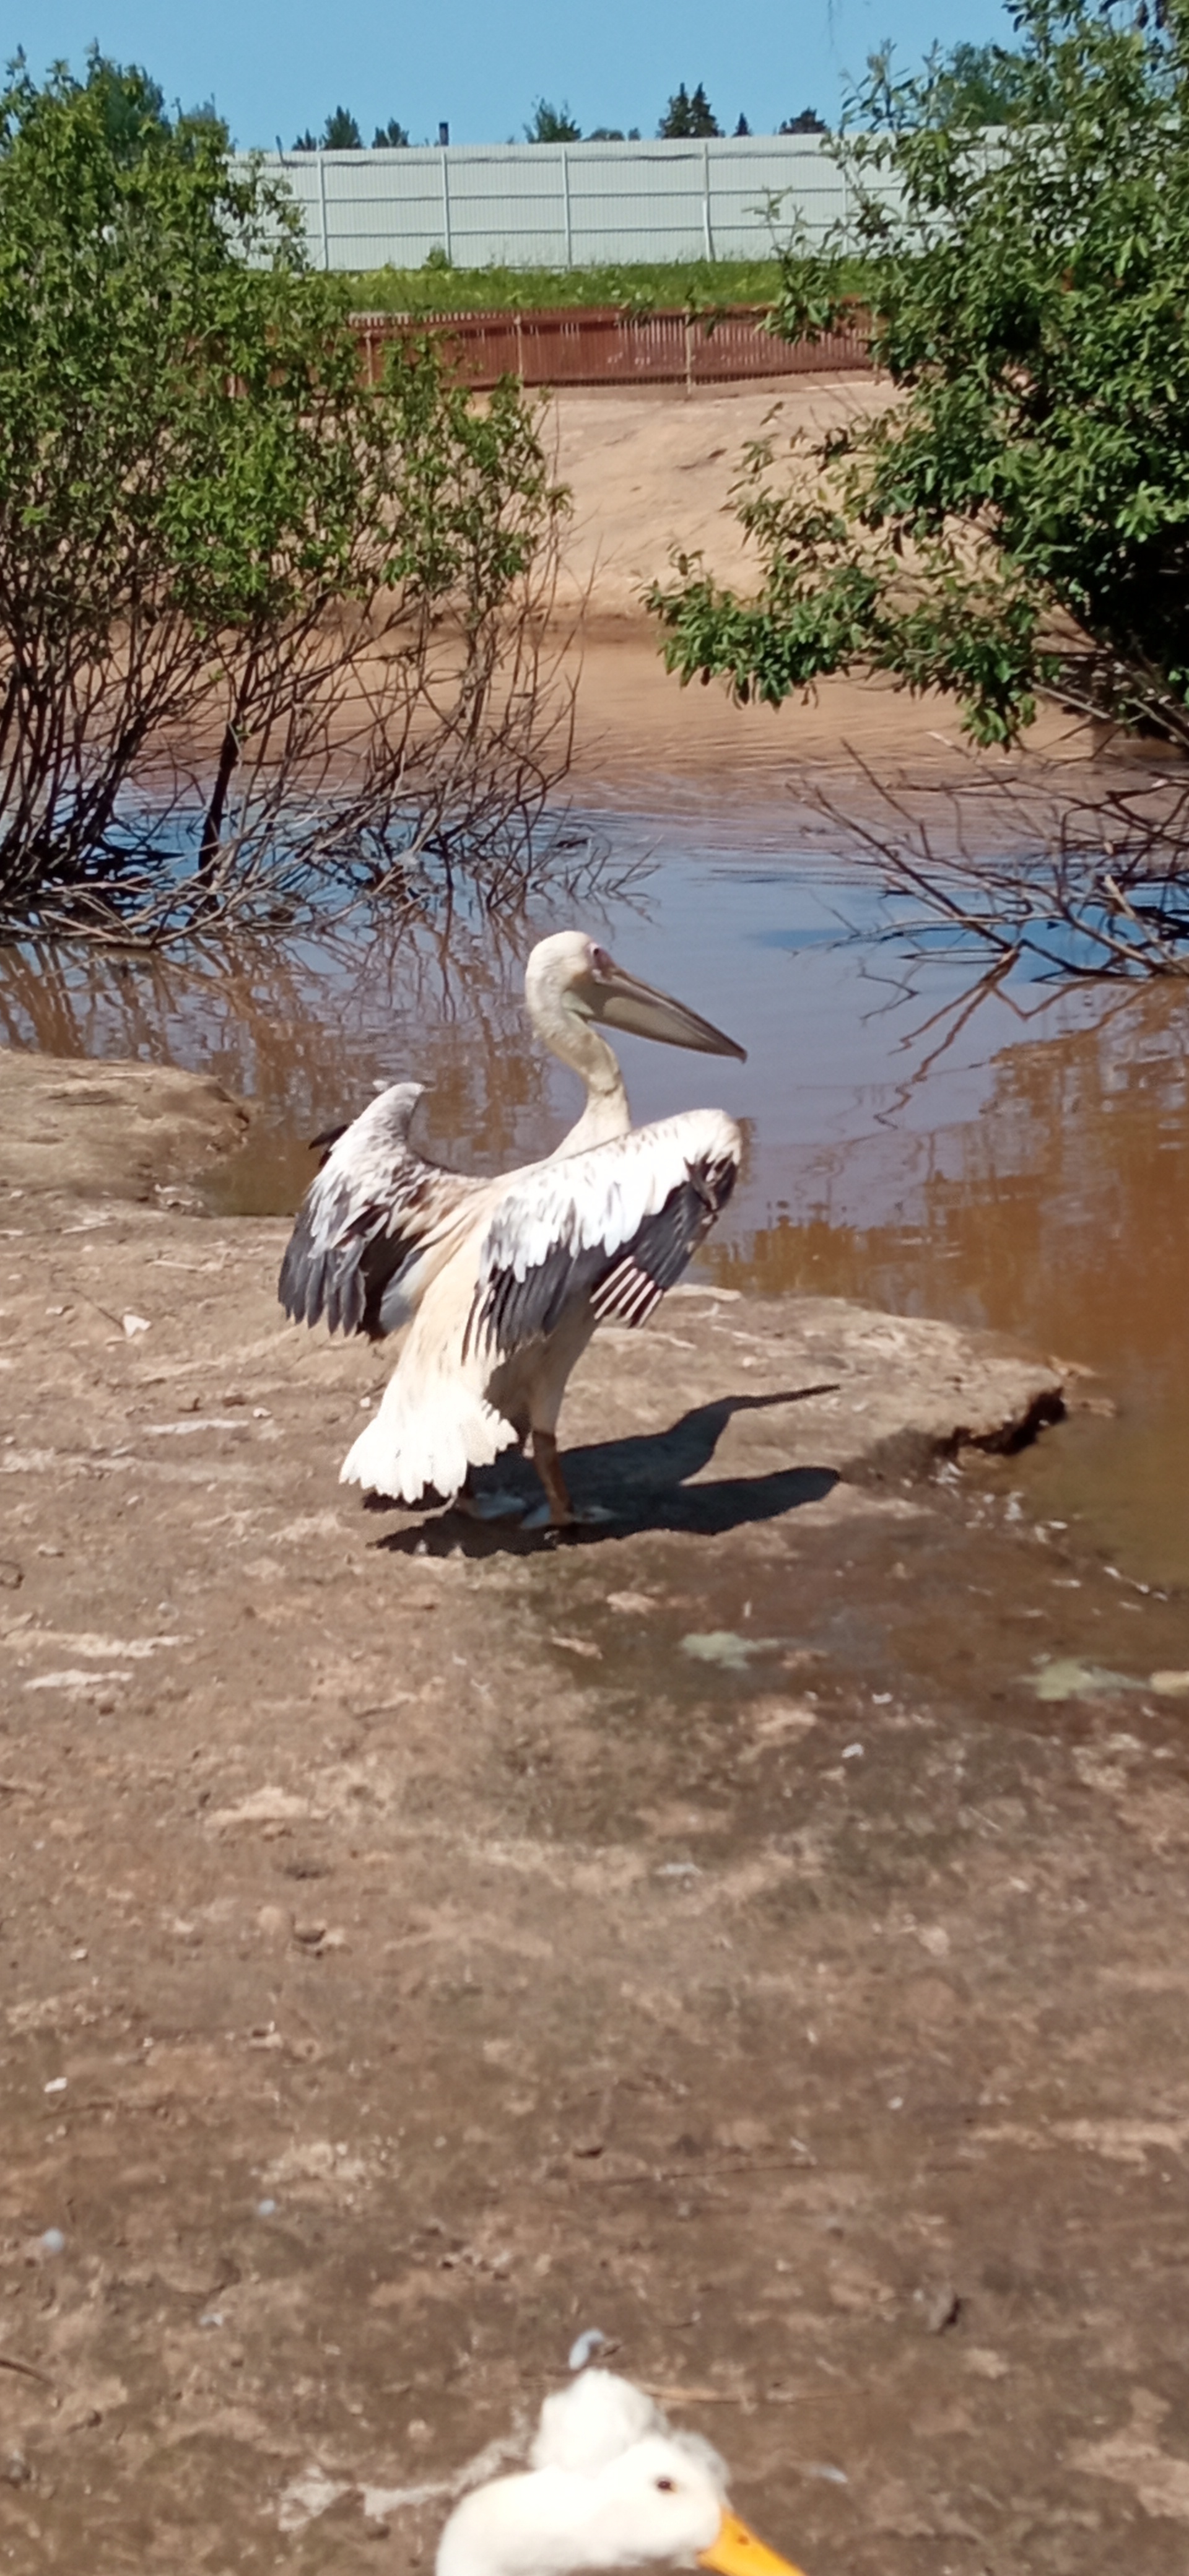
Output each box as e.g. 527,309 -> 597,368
545,384 -> 1102,786
546,378 -> 887,622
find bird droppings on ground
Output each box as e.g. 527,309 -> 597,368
1,1094 -> 1189,2574
1030,1656 -> 1147,1701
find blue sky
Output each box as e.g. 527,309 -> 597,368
5,0 -> 1016,150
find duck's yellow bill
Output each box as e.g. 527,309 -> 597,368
698,2509 -> 809,2576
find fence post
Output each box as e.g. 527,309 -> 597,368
317,150 -> 330,271
560,144 -> 572,267
440,146 -> 453,263
515,310 -> 524,381
702,140 -> 713,260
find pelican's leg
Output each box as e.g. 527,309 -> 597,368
530,1427 -> 575,1528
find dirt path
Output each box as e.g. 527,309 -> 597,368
2,1070 -> 1189,2572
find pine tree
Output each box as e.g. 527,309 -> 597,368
525,98 -> 581,142
321,106 -> 362,150
658,82 -> 721,138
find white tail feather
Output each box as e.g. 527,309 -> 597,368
340,1370 -> 516,1504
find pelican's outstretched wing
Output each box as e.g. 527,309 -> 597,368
279,1082 -> 488,1341
464,1108 -> 741,1363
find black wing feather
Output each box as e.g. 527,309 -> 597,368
467,1150 -> 736,1362
279,1165 -> 450,1341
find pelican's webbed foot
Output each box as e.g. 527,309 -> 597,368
523,1429 -> 615,1530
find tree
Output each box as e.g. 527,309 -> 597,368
0,57 -> 571,939
649,0 -> 1189,754
931,40 -> 1029,125
779,107 -> 827,133
373,116 -> 409,148
734,114 -> 751,137
321,105 -> 363,149
525,98 -> 581,142
658,84 -> 721,139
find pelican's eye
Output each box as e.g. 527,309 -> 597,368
590,943 -> 614,978
655,2478 -> 677,2493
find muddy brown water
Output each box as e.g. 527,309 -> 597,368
2,799 -> 1187,1590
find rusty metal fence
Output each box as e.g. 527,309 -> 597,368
352,305 -> 873,389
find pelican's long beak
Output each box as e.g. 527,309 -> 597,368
589,959 -> 746,1060
698,2509 -> 809,2576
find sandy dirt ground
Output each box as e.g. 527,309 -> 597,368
3,1061 -> 1189,2575
545,385 -> 1108,790
547,381 -> 886,623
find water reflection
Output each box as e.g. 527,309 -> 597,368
2,823 -> 1187,1582
707,982 -> 1189,1583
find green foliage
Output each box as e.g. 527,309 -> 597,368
321,106 -> 364,150
0,57 -> 567,935
292,107 -> 370,150
525,99 -> 582,143
778,107 -> 827,134
658,84 -> 721,139
650,0 -> 1189,749
342,256 -> 850,313
930,40 -> 1029,125
373,117 -> 410,149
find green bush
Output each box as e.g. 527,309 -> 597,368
648,0 -> 1189,752
0,56 -> 568,940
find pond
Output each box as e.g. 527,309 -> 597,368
2,779 -> 1187,1588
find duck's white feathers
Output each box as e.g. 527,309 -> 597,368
336,1106 -> 741,1504
530,2374 -> 668,2475
437,2377 -> 730,2576
529,2373 -> 726,2487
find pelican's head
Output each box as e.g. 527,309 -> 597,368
525,933 -> 746,1061
437,2374 -> 805,2576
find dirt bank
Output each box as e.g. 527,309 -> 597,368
3,1073 -> 1189,2573
548,381 -> 886,624
0,1049 -> 248,1204
547,385 -> 1105,786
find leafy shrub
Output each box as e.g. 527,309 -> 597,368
648,0 -> 1189,754
0,56 -> 570,940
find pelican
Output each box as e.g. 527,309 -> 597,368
278,932 -> 744,1526
438,2370 -> 807,2576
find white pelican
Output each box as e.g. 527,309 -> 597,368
438,2370 -> 806,2576
279,931 -> 744,1527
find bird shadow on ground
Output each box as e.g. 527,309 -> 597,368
370,1385 -> 842,1557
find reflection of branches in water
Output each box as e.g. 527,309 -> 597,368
805,744 -> 1189,984
708,971 -> 1189,1331
1,453 -> 596,946
0,869 -> 660,1189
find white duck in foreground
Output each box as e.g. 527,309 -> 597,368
438,2372 -> 807,2576
279,933 -> 745,1526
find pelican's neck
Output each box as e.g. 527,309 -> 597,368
531,987 -> 631,1159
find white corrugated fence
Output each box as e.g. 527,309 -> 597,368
245,134 -> 888,272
